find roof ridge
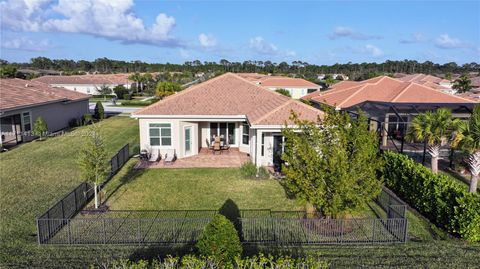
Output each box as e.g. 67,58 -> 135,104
408,82 -> 476,103
133,72 -> 234,115
390,83 -> 413,102
335,84 -> 369,108
229,72 -> 292,100
251,100 -> 294,124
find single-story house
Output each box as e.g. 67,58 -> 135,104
302,75 -> 477,147
0,78 -> 90,148
237,73 -> 321,99
33,74 -> 132,95
131,72 -> 323,168
397,73 -> 454,94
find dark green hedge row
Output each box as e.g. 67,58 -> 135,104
383,151 -> 480,242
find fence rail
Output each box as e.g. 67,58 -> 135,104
37,188 -> 408,245
37,143 -> 131,244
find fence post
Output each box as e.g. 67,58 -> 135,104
67,219 -> 72,244
36,219 -> 41,245
103,219 -> 107,244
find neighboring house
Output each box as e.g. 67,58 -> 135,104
317,74 -> 349,81
397,73 -> 455,94
237,73 -> 321,99
33,74 -> 132,95
302,76 -> 476,147
131,73 -> 323,168
0,78 -> 90,148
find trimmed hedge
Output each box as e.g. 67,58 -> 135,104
121,99 -> 158,106
102,254 -> 329,268
383,151 -> 480,242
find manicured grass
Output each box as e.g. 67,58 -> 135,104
104,161 -> 303,211
0,116 -> 139,268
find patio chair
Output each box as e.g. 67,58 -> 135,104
148,149 -> 161,162
164,150 -> 177,165
213,141 -> 221,155
206,138 -> 213,152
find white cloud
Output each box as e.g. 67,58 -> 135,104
434,34 -> 467,49
356,44 -> 384,57
249,36 -> 278,55
1,36 -> 52,51
329,26 -> 382,40
198,33 -> 217,49
400,32 -> 426,44
0,0 -> 179,47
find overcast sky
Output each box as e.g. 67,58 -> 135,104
1,0 -> 479,64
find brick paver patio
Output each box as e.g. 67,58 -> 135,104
135,148 -> 251,169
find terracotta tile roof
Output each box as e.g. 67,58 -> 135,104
33,73 -> 133,85
133,73 -> 323,125
302,76 -> 476,109
1,78 -> 90,111
237,73 -> 320,88
398,73 -> 450,84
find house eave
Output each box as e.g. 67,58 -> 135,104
130,114 -> 247,121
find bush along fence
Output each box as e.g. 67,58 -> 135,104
383,151 -> 480,242
37,188 -> 408,245
37,144 -> 131,244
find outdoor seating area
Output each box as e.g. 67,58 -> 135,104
205,136 -> 231,155
135,147 -> 250,169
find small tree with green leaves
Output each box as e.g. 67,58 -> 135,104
406,108 -> 458,174
196,214 -> 242,264
452,105 -> 480,193
96,84 -> 112,101
32,117 -> 48,140
453,75 -> 473,93
275,88 -> 291,97
155,81 -> 182,99
94,101 -> 105,120
113,85 -> 129,99
281,109 -> 383,218
78,125 -> 110,208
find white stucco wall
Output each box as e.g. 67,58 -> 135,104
265,86 -> 320,99
51,83 -> 130,95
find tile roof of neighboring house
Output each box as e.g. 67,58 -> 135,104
0,78 -> 90,111
133,73 -> 323,125
33,73 -> 133,85
302,76 -> 476,109
470,76 -> 480,88
398,73 -> 450,84
236,73 -> 320,88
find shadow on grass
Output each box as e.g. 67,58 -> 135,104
219,199 -> 242,240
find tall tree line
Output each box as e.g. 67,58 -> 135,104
1,57 -> 479,81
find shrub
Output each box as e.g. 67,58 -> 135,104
275,88 -> 291,97
121,99 -> 157,106
113,85 -> 129,99
82,114 -> 92,125
32,116 -> 48,140
240,161 -> 257,179
196,215 -> 242,263
94,101 -> 105,120
68,118 -> 80,128
257,166 -> 270,179
383,151 -> 480,242
123,93 -> 132,100
104,254 -> 329,268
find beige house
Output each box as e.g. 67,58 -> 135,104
33,74 -> 132,95
1,79 -> 90,148
131,73 -> 322,169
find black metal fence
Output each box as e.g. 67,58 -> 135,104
37,188 -> 408,245
37,144 -> 131,244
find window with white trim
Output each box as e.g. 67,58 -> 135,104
149,123 -> 171,146
22,112 -> 31,132
242,123 -> 249,145
261,133 -> 265,156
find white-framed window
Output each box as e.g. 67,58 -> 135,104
149,123 -> 171,146
242,123 -> 249,145
22,112 -> 31,132
261,133 -> 265,156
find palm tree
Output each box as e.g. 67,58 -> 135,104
407,108 -> 458,174
452,75 -> 473,93
452,105 -> 480,193
128,72 -> 141,94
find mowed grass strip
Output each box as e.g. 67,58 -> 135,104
104,163 -> 304,211
0,116 -> 139,267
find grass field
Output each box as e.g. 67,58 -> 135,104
1,116 -> 479,268
0,116 -> 139,268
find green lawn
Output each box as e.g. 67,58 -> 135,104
0,116 -> 139,268
1,116 -> 479,268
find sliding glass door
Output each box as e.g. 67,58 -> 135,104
210,122 -> 236,145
